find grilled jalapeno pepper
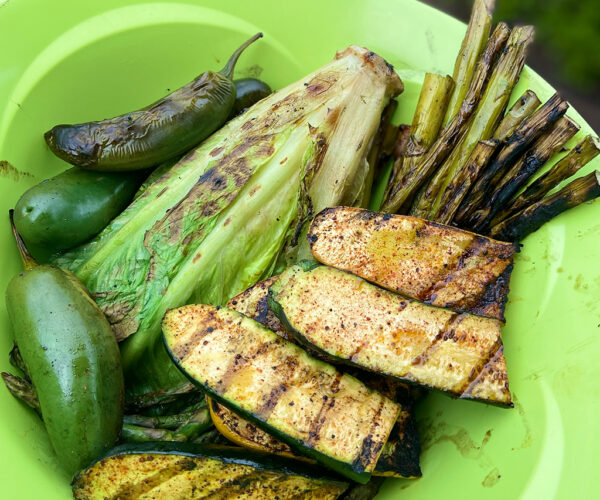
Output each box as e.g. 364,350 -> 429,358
231,78 -> 272,115
4,212 -> 124,474
44,33 -> 263,171
13,167 -> 146,251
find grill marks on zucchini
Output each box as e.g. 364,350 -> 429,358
163,304 -> 400,482
308,207 -> 516,321
219,278 -> 422,478
72,443 -> 348,499
269,266 -> 512,406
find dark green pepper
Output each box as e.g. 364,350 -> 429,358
13,167 -> 146,251
232,78 -> 272,115
4,212 -> 124,474
44,33 -> 263,171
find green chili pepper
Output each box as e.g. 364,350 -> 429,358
44,33 -> 263,171
4,211 -> 124,474
231,78 -> 272,115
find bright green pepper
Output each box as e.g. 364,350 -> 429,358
4,212 -> 124,474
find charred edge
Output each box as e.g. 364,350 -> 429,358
410,313 -> 463,366
417,233 -> 489,304
468,263 -> 514,321
353,397 -> 386,471
376,412 -> 422,477
457,338 -> 504,398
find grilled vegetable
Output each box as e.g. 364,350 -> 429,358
162,304 -> 400,483
496,134 -> 600,222
208,396 -> 421,479
455,92 -> 569,226
4,212 -> 123,474
417,25 -> 535,220
55,45 -> 402,399
124,401 -> 205,429
308,207 -> 515,321
1,372 -> 40,415
45,34 -> 263,171
223,276 -> 421,478
442,0 -> 495,127
13,167 -> 146,251
121,410 -> 212,443
381,73 -> 455,213
434,139 -> 498,224
473,115 -> 580,232
72,442 -> 348,499
208,396 -> 302,458
269,265 -> 512,406
490,170 -> 600,241
216,275 -> 421,477
492,90 -> 541,142
392,22 -> 510,215
232,77 -> 272,115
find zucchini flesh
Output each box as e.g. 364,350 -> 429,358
224,278 -> 421,478
162,304 -> 400,483
72,442 -> 348,499
308,206 -> 516,321
269,265 -> 512,406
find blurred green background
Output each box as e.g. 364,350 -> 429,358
423,0 -> 600,131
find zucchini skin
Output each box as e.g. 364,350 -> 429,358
308,206 -> 516,321
13,167 -> 145,250
5,265 -> 124,474
162,304 -> 400,483
73,442 -> 348,499
269,265 -> 512,407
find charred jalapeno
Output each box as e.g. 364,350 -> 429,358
231,77 -> 272,115
44,33 -> 263,171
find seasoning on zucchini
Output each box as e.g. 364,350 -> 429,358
72,442 -> 348,500
162,304 -> 400,483
208,395 -> 422,479
3,211 -> 124,474
13,167 -> 146,251
45,33 -> 263,171
223,276 -> 422,479
308,207 -> 516,321
269,265 -> 512,407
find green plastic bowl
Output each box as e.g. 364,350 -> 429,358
0,0 -> 598,498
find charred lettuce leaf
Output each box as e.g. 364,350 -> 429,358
55,45 -> 402,398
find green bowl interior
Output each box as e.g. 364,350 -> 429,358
0,1 -> 598,498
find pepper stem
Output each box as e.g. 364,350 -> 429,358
9,210 -> 37,271
219,32 -> 263,80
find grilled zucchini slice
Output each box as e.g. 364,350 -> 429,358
308,206 -> 516,321
72,442 -> 348,499
269,265 -> 512,406
221,278 -> 421,478
162,304 -> 400,483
